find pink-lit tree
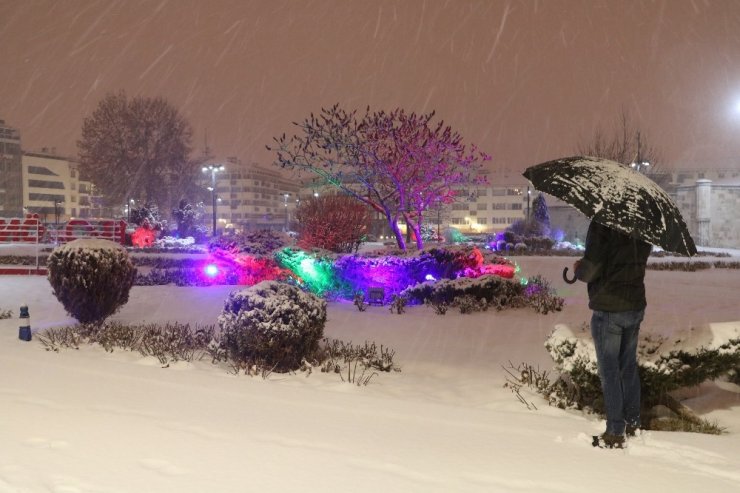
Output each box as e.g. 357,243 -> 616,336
269,105 -> 489,251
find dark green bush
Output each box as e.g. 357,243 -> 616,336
47,239 -> 137,324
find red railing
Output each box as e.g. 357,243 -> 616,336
0,215 -> 126,245
57,218 -> 127,245
0,214 -> 45,242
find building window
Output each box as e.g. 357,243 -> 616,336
509,203 -> 522,210
28,193 -> 65,202
476,203 -> 488,210
28,179 -> 65,189
27,166 -> 59,176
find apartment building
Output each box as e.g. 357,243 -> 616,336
446,170 -> 528,235
0,119 -> 23,217
19,150 -> 101,222
205,157 -> 301,233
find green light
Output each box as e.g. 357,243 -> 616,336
274,248 -> 343,295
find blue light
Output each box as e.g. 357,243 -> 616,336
204,264 -> 219,277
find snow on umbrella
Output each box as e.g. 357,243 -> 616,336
523,156 -> 697,257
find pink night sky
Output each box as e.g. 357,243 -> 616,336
2,0 -> 740,172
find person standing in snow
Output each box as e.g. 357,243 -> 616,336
573,220 -> 652,448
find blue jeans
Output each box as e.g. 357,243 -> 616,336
591,309 -> 644,435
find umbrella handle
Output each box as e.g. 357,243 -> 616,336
562,267 -> 577,284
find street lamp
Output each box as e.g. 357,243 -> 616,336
283,193 -> 290,231
127,198 -> 135,222
202,164 -> 225,236
630,131 -> 650,173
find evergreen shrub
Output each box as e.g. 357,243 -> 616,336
218,281 -> 327,371
402,275 -> 526,310
47,239 -> 137,324
543,324 -> 740,430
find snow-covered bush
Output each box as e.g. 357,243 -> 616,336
155,236 -> 195,248
218,281 -> 327,372
524,275 -> 564,314
402,274 -> 563,315
543,323 -> 740,430
47,239 -> 137,324
210,229 -> 287,256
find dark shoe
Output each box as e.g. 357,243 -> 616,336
596,432 -> 625,449
626,424 -> 640,437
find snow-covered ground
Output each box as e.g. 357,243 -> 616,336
1,253 -> 739,492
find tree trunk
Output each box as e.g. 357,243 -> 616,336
388,216 -> 406,251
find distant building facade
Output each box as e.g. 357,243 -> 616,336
667,167 -> 740,248
205,157 -> 301,233
21,150 -> 102,222
448,170 -> 528,235
0,119 -> 23,217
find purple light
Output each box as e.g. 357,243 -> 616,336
204,264 -> 219,277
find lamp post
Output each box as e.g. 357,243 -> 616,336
54,199 -> 60,225
283,193 -> 290,231
630,131 -> 650,173
202,164 -> 225,236
526,186 -> 531,219
126,198 -> 134,223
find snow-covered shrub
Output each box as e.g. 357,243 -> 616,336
210,229 -> 287,256
47,239 -> 137,324
0,308 -> 12,320
317,339 -> 399,384
155,236 -> 195,248
37,322 -> 219,366
402,275 -> 526,311
454,294 -> 489,314
332,247 -> 514,298
218,281 -> 327,372
524,275 -> 564,314
389,294 -> 407,314
543,323 -> 740,430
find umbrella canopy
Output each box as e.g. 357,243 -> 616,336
523,156 -> 697,256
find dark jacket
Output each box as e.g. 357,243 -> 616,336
575,221 -> 652,312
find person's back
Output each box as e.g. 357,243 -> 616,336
575,221 -> 652,311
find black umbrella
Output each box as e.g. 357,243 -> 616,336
523,156 -> 697,280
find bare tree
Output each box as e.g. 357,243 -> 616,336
269,104 -> 489,251
296,194 -> 370,253
77,91 -> 194,212
577,110 -> 663,174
